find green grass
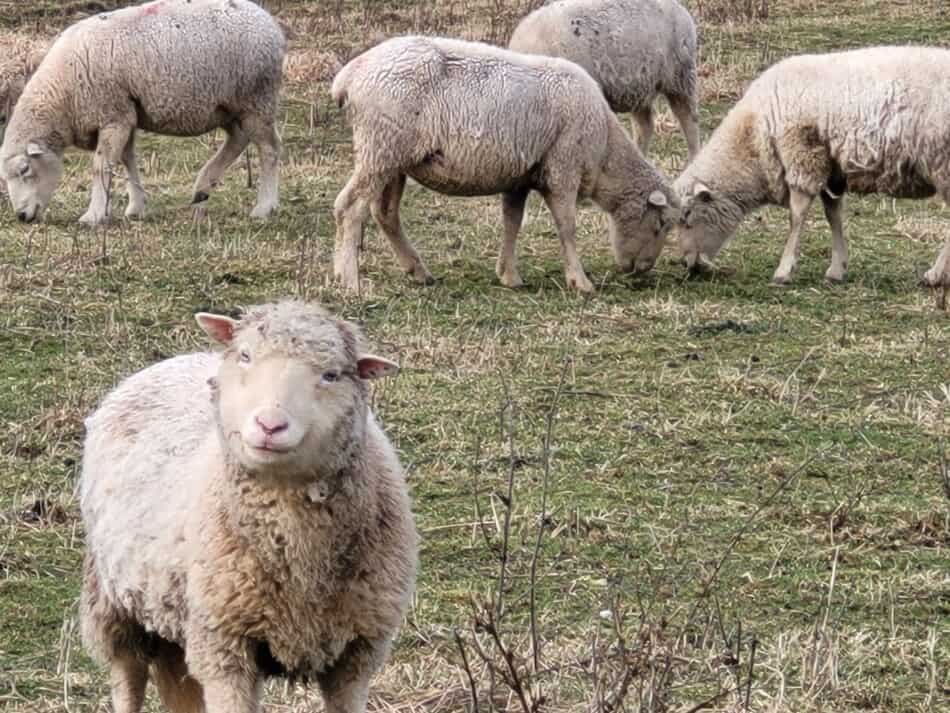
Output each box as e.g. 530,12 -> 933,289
1,1 -> 948,711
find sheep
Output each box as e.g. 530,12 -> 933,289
0,0 -> 285,225
332,35 -> 678,294
675,46 -> 950,289
0,33 -> 47,128
509,0 -> 701,161
79,300 -> 418,713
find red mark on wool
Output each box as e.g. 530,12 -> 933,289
142,1 -> 163,15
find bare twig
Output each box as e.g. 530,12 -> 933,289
529,357 -> 571,674
454,629 -> 480,713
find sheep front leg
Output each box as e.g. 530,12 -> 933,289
496,189 -> 529,288
772,188 -> 814,284
109,650 -> 148,713
121,132 -> 146,219
922,235 -> 950,288
370,174 -> 434,285
202,674 -> 260,713
248,118 -> 280,219
821,191 -> 848,282
317,637 -> 388,713
543,190 -> 594,293
80,123 -> 133,225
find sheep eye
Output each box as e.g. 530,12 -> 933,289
238,348 -> 251,364
321,371 -> 338,384
18,164 -> 29,178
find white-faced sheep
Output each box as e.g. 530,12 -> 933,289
332,35 -> 678,294
80,301 -> 417,713
509,0 -> 701,160
675,46 -> 950,288
0,0 -> 285,225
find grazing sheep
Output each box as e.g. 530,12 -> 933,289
0,0 -> 285,225
80,301 -> 417,713
332,35 -> 678,294
509,0 -> 700,160
0,33 -> 47,127
675,46 -> 950,288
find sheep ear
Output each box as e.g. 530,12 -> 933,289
357,354 -> 399,380
26,141 -> 44,157
648,190 -> 668,208
195,313 -> 239,344
693,182 -> 712,201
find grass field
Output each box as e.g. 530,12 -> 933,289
1,1 -> 948,711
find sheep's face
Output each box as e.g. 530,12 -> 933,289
610,190 -> 678,274
676,182 -> 744,271
1,141 -> 62,223
196,304 -> 398,483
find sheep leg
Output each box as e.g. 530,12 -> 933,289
190,126 -> 250,206
369,174 -> 434,284
317,637 -> 388,713
334,171 -> 392,291
922,235 -> 950,287
248,119 -> 280,219
201,673 -> 259,713
109,651 -> 148,713
631,106 -> 654,156
667,92 -> 701,162
496,189 -> 529,288
821,191 -> 848,282
772,188 -> 814,284
543,190 -> 594,293
122,132 -> 147,219
80,123 -> 133,225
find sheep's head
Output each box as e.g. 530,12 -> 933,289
0,139 -> 62,223
609,189 -> 678,275
675,181 -> 744,272
196,301 -> 398,484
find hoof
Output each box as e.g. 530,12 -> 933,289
78,212 -> 109,226
250,203 -> 276,219
498,272 -> 524,289
567,273 -> 594,294
192,190 -> 210,204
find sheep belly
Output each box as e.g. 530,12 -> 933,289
408,147 -> 538,196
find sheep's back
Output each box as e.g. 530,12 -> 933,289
34,0 -> 285,135
509,0 -> 696,112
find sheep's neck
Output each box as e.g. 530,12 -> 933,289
8,76 -> 73,153
592,120 -> 663,213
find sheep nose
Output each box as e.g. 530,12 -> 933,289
17,210 -> 28,222
255,411 -> 289,435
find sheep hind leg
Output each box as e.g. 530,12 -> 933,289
151,640 -> 205,713
772,188 -> 814,284
318,637 -> 388,713
122,132 -> 146,219
369,174 -> 434,285
666,92 -> 701,162
821,191 -> 848,282
496,189 -> 529,288
109,651 -> 148,713
247,119 -> 280,219
631,106 -> 654,156
190,126 -> 250,207
922,235 -> 950,289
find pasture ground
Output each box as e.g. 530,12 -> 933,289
0,1 -> 947,711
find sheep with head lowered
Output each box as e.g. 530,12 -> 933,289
332,35 -> 678,294
509,0 -> 701,161
675,46 -> 950,288
1,0 -> 285,225
80,301 -> 418,713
